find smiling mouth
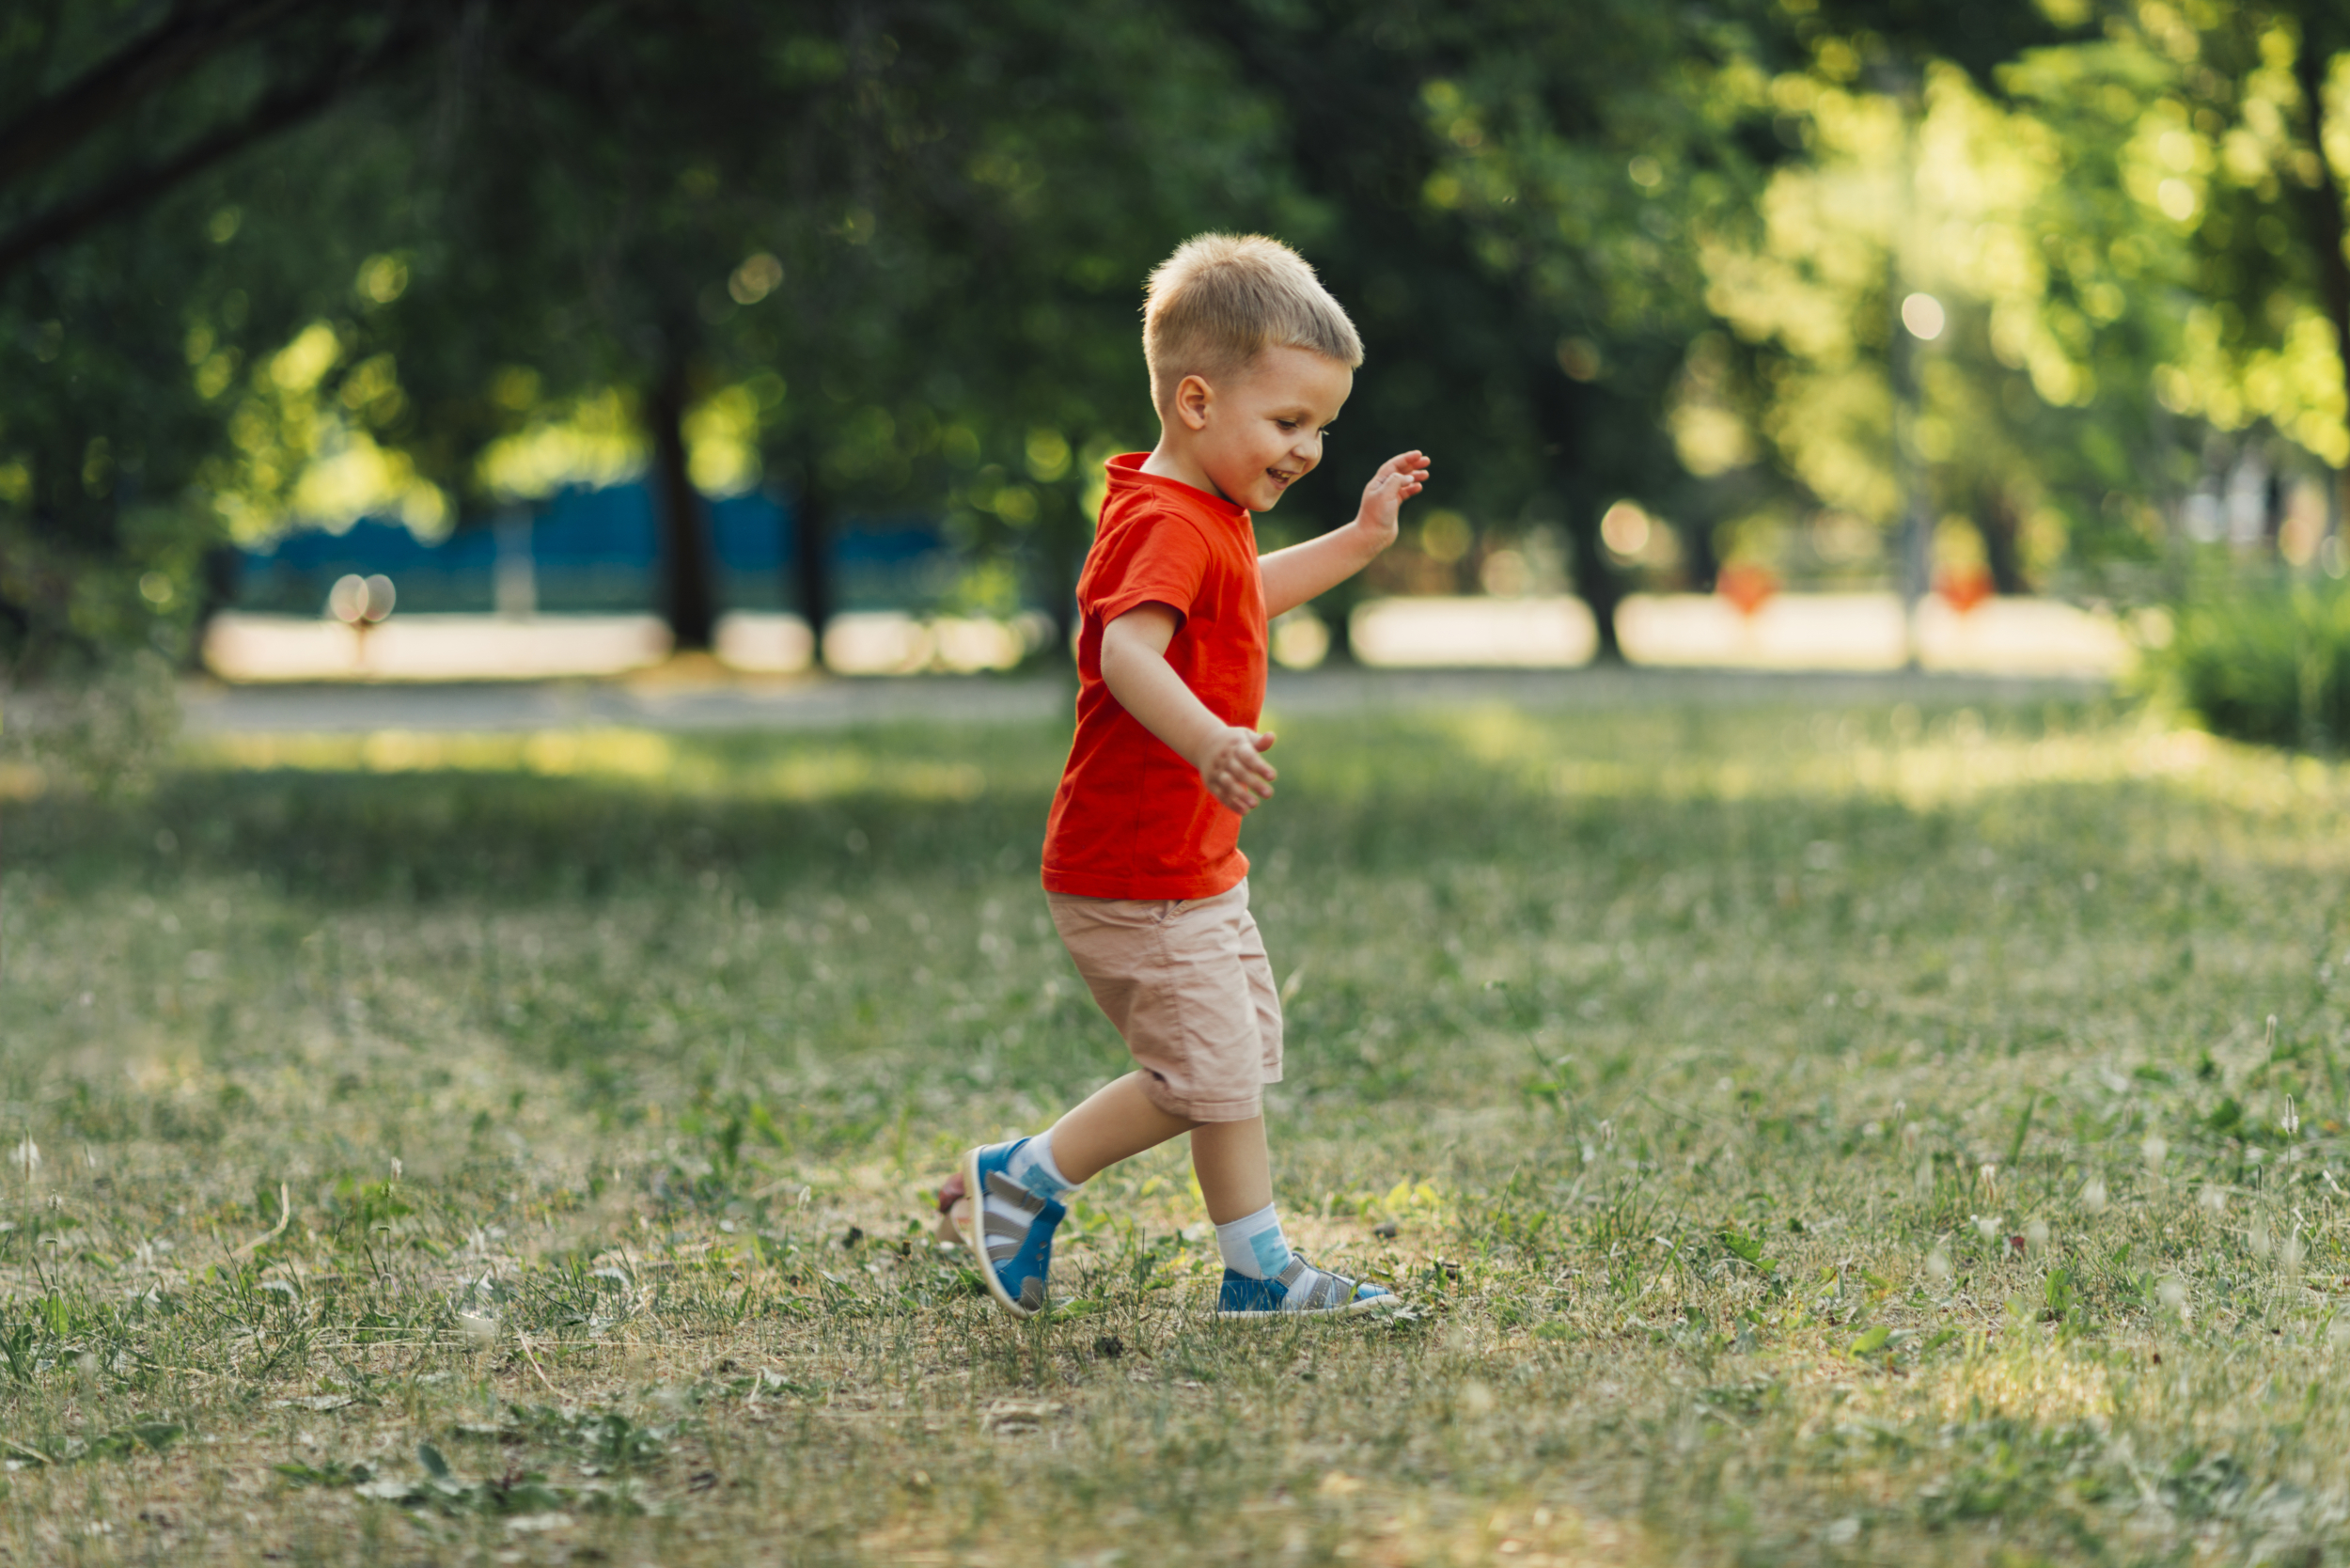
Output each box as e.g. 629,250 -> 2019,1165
1267,469 -> 1298,488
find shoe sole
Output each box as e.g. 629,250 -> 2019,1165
957,1145 -> 1041,1321
1214,1293 -> 1402,1324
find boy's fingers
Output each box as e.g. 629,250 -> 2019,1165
1204,729 -> 1280,813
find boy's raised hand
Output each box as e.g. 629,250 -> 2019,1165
1355,450 -> 1433,550
1198,727 -> 1277,816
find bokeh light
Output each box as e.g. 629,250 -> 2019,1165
327,573 -> 396,624
1600,501 -> 1653,557
1901,292 -> 1946,341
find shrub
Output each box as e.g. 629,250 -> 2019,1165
2149,572 -> 2350,750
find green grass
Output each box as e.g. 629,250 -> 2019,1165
4,687 -> 2349,1564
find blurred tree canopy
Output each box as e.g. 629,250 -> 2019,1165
5,0 -> 2350,674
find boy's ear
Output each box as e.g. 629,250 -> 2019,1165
1173,374 -> 1213,431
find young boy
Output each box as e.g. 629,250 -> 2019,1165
960,233 -> 1430,1322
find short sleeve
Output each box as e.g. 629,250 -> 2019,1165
1087,508 -> 1213,629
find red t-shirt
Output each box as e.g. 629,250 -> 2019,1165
1042,454 -> 1268,900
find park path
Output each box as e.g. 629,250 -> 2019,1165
179,666 -> 2111,735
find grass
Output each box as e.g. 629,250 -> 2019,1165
3,682 -> 2349,1564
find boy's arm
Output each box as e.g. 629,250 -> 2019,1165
1259,449 -> 1431,619
1100,604 -> 1278,816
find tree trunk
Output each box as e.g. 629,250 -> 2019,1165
646,354 -> 714,652
1530,369 -> 1624,662
2297,31 -> 2350,535
1034,489 -> 1085,664
187,541 -> 241,670
1980,491 -> 2029,595
1567,496 -> 1624,663
1679,518 -> 1720,593
1319,580 -> 1359,664
791,465 -> 833,669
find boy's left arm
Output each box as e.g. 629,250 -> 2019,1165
1258,450 -> 1432,619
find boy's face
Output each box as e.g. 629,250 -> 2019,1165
1176,345 -> 1353,512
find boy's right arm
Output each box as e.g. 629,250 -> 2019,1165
1099,604 -> 1278,816
1259,449 -> 1431,619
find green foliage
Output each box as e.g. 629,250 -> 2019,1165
340,1439 -> 643,1517
0,3 -> 454,669
22,0 -> 2349,669
2147,569 -> 2350,748
272,1456 -> 374,1487
486,1405 -> 671,1475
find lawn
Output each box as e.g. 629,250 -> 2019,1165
3,682 -> 2347,1565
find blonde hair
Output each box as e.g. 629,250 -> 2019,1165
1142,234 -> 1362,415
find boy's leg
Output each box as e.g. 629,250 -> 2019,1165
1046,1073 -> 1198,1184
1054,1092 -> 1388,1319
1188,1114 -> 1272,1222
1043,1084 -> 1272,1224
960,1074 -> 1198,1321
1193,941 -> 1394,1320
1010,884 -> 1393,1319
1203,1127 -> 1395,1319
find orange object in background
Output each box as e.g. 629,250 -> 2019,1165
1936,564 -> 1995,615
1716,563 -> 1778,618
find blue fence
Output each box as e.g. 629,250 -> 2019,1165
235,484 -> 948,616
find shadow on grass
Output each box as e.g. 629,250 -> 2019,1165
10,753 -> 1968,908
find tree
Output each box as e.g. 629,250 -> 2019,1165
1165,0 -> 1800,658
17,0 -> 2336,689
1690,2 -> 2350,603
0,0 -> 596,666
131,0 -> 1282,663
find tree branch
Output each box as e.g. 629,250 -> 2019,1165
0,0 -> 339,189
0,23 -> 430,279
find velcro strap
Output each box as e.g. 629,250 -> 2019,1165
985,1171 -> 1047,1215
985,1198 -> 1044,1264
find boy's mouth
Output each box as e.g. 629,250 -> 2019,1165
1266,468 -> 1298,490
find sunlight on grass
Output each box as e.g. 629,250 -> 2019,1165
1930,1335 -> 2118,1425
185,727 -> 1001,802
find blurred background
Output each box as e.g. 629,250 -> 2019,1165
6,0 -> 2350,731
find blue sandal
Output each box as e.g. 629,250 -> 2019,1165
958,1140 -> 1067,1319
1216,1252 -> 1397,1321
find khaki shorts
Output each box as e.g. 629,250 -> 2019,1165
1046,879 -> 1283,1122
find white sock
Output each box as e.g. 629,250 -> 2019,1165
983,1134 -> 1078,1234
999,1131 -> 1078,1203
1215,1202 -> 1292,1280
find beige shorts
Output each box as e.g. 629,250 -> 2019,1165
1046,879 -> 1283,1122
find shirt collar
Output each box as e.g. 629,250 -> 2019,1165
1104,452 -> 1246,521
